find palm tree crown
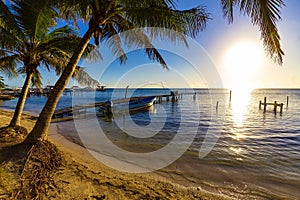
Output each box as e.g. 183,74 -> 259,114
0,0 -> 99,127
58,0 -> 210,67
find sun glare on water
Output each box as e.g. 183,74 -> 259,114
223,41 -> 263,127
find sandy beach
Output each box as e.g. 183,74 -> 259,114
0,109 -> 229,199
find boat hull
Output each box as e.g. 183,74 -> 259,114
98,96 -> 156,117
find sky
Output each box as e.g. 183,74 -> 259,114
3,0 -> 300,89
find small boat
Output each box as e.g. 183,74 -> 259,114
123,96 -> 156,111
96,85 -> 106,92
98,96 -> 156,117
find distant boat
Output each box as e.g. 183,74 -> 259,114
98,96 -> 156,117
0,94 -> 14,100
96,85 -> 106,92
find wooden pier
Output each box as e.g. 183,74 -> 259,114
259,97 -> 285,114
52,91 -> 197,119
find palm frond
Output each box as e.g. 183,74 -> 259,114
42,25 -> 76,42
0,0 -> 25,41
120,28 -> 168,68
0,27 -> 23,50
102,23 -> 127,64
12,0 -> 57,40
57,0 -> 91,27
31,71 -> 43,88
221,0 -> 285,65
119,4 -> 209,38
118,0 -> 177,9
72,66 -> 99,87
0,53 -> 20,77
83,43 -> 103,63
39,33 -> 101,62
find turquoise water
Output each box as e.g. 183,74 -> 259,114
1,88 -> 300,198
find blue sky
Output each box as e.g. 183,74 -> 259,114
3,0 -> 300,89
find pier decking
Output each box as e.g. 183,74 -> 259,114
52,92 -> 196,119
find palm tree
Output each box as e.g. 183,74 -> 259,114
25,0 -> 285,144
24,0 -> 209,143
0,0 -> 100,127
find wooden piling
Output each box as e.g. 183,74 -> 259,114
216,101 -> 219,110
259,101 -> 262,109
229,90 -> 232,104
280,103 -> 283,113
286,96 -> 289,108
263,97 -> 267,112
171,96 -> 175,102
193,93 -> 196,100
259,97 -> 285,115
274,101 -> 277,114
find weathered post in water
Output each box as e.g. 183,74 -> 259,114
280,103 -> 283,114
264,97 -> 267,112
229,90 -> 232,104
216,101 -> 219,110
286,96 -> 289,108
259,100 -> 262,109
274,101 -> 277,114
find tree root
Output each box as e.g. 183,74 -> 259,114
0,126 -> 28,145
11,140 -> 63,200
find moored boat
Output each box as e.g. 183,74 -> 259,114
96,85 -> 106,92
124,96 -> 156,111
98,96 -> 156,117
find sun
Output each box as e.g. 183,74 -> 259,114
223,41 -> 263,90
222,41 -> 264,126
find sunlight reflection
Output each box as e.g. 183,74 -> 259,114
229,147 -> 243,161
230,128 -> 247,141
229,147 -> 242,154
230,87 -> 252,127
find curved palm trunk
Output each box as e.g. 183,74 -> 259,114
23,28 -> 94,144
9,72 -> 33,127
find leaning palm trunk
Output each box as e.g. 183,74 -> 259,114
9,72 -> 33,127
24,29 -> 94,143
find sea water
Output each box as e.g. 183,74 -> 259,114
1,88 -> 300,199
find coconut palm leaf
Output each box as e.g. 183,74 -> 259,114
0,0 -> 25,42
72,66 -> 99,87
31,71 -> 43,89
12,0 -> 57,40
42,25 -> 76,42
0,53 -> 19,77
221,0 -> 285,64
102,23 -> 127,64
